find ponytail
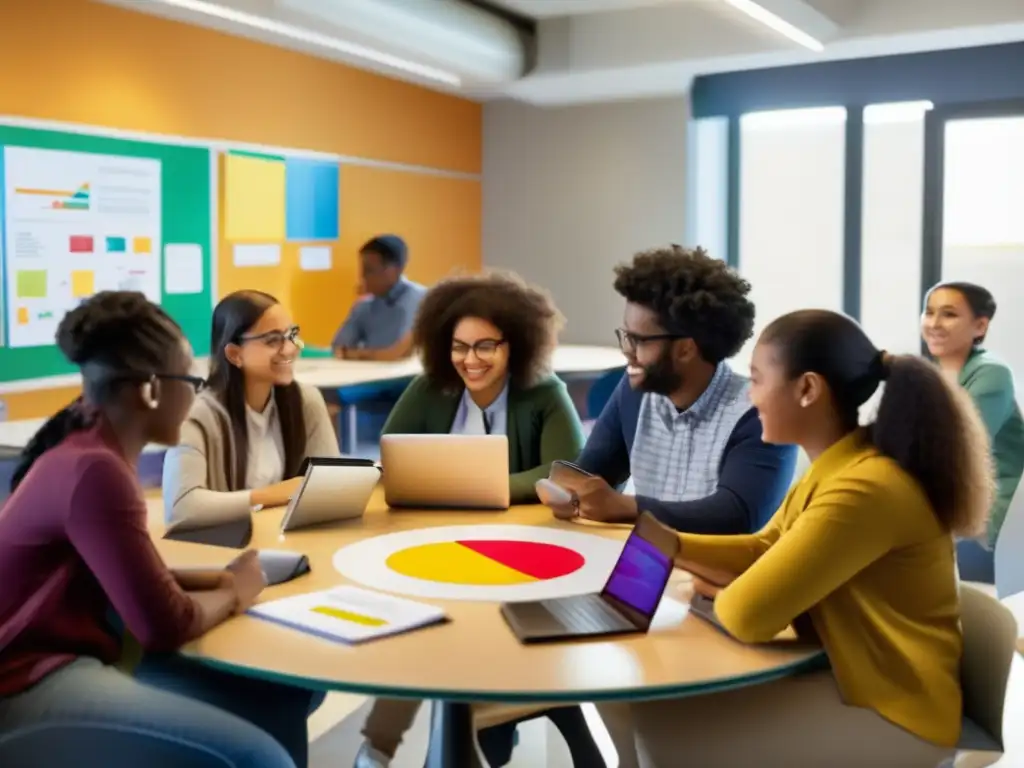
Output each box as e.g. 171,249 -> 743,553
10,399 -> 94,493
870,355 -> 993,537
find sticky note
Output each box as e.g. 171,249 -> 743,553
16,307 -> 29,325
224,152 -> 287,241
71,270 -> 95,298
16,270 -> 47,298
69,235 -> 94,253
105,237 -> 126,253
133,236 -> 152,254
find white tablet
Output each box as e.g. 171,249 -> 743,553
280,457 -> 382,532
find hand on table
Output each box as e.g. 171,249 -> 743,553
674,557 -> 737,600
172,569 -> 234,592
554,475 -> 638,524
226,549 -> 267,613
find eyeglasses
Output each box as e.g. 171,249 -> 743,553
157,374 -> 208,393
451,339 -> 505,361
239,325 -> 303,351
615,328 -> 685,354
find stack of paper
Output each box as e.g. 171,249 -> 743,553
248,585 -> 447,644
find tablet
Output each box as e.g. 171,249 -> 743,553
280,457 -> 382,532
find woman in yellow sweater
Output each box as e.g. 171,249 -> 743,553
605,309 -> 993,767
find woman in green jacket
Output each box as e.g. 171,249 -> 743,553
922,281 -> 1024,582
381,270 -> 586,504
356,272 -> 597,768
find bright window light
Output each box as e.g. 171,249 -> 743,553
721,0 -> 825,52
863,101 -> 934,125
741,107 -> 847,130
151,0 -> 462,86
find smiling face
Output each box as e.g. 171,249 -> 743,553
450,316 -> 509,395
227,302 -> 300,388
618,302 -> 688,396
922,287 -> 988,361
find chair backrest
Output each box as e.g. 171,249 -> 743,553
959,584 -> 1018,748
994,475 -> 1024,598
586,368 -> 624,420
789,448 -> 811,489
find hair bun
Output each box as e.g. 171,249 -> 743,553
56,291 -> 151,365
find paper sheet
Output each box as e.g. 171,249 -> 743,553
164,244 -> 204,294
299,245 -> 332,272
233,243 -> 281,268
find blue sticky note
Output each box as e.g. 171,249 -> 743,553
285,159 -> 340,241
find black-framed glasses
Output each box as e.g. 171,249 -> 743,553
239,325 -> 303,351
614,328 -> 685,354
451,338 -> 506,361
157,374 -> 208,393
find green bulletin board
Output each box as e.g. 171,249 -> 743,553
0,125 -> 213,383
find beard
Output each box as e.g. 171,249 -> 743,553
635,348 -> 682,396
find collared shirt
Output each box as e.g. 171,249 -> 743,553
332,277 -> 427,350
629,364 -> 752,502
245,396 -> 285,489
450,379 -> 510,436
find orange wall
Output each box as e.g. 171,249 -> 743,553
0,0 -> 482,419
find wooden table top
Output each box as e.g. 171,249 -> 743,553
151,491 -> 822,703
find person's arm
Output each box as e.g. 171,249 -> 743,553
67,454 -> 224,651
966,363 -> 1016,439
348,331 -> 415,362
162,420 -> 251,525
575,374 -> 632,487
332,304 -> 365,357
709,465 -> 904,644
509,382 -> 588,503
637,409 -> 797,535
301,385 -> 343,459
381,376 -> 431,435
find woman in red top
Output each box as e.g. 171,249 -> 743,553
0,292 -> 316,768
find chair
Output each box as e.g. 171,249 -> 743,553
954,584 -> 1018,766
994,478 -> 1024,598
586,369 -> 624,421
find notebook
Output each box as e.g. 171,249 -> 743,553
248,585 -> 448,644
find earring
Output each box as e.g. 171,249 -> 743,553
141,382 -> 159,410
800,398 -> 810,408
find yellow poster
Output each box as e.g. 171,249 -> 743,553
224,153 -> 286,241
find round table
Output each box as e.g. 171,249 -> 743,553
152,492 -> 823,766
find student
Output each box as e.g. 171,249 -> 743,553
922,281 -> 1024,581
162,290 -> 339,525
356,272 -> 594,768
0,291 -> 316,768
332,235 -> 426,361
553,245 -> 795,532
603,309 -> 991,767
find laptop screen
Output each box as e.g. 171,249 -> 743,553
601,531 -> 673,617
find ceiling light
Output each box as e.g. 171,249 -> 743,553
151,0 -> 462,86
721,0 -> 825,52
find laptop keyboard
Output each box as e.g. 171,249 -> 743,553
539,594 -> 633,634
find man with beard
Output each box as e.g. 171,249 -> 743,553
562,245 -> 796,533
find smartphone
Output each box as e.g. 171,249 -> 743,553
549,460 -> 594,487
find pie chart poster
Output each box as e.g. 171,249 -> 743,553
333,526 -> 626,602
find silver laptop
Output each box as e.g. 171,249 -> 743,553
280,457 -> 382,532
380,434 -> 510,510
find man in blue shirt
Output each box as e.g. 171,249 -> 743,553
332,235 -> 426,362
562,245 -> 796,534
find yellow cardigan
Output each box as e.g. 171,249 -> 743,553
680,429 -> 962,747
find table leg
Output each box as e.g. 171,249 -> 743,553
343,403 -> 358,455
424,701 -> 489,768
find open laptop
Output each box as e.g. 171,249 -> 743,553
501,512 -> 679,643
280,457 -> 381,532
380,434 -> 510,510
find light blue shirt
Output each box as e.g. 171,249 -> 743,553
332,277 -> 427,350
450,380 -> 509,436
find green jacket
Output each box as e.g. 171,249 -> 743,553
382,374 -> 586,504
960,348 -> 1024,546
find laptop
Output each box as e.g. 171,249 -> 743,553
500,511 -> 679,643
280,457 -> 382,532
380,434 -> 510,510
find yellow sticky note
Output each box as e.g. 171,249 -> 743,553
224,153 -> 286,241
16,307 -> 28,325
133,236 -> 152,254
71,270 -> 95,298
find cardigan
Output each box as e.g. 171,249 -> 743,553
959,348 -> 1024,545
381,374 -> 586,504
162,381 -> 340,524
576,372 -> 796,533
682,430 -> 962,747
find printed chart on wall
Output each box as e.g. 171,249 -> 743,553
2,147 -> 161,348
332,525 -> 625,603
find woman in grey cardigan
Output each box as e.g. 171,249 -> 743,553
162,291 -> 340,524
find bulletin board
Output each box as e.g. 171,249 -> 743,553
0,125 -> 212,382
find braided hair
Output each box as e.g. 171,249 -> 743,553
10,292 -> 183,491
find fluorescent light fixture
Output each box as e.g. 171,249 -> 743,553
721,0 -> 825,52
741,106 -> 847,130
863,101 -> 934,125
151,0 -> 462,86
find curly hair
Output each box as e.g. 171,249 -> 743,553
613,245 -> 755,365
414,271 -> 564,391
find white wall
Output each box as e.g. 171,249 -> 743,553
482,97 -> 689,344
